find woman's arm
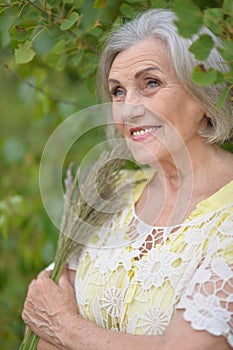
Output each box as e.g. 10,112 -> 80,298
22,268 -> 231,350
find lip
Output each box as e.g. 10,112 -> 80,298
129,125 -> 161,141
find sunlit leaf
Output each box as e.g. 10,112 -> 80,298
219,41 -> 233,62
223,0 -> 233,15
173,0 -> 203,37
94,0 -> 106,8
216,86 -> 230,110
192,65 -> 218,86
119,3 -> 135,18
51,39 -> 66,54
60,12 -> 79,31
15,40 -> 36,64
203,8 -> 223,35
56,54 -> 67,71
189,34 -> 214,61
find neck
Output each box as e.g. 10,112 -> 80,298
151,138 -> 219,189
147,139 -> 225,225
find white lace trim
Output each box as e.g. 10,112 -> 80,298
69,200 -> 233,346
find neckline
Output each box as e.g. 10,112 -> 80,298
131,179 -> 233,230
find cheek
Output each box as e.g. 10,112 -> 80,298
111,103 -> 125,135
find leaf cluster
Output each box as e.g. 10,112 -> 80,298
173,0 -> 233,108
0,1 -> 232,349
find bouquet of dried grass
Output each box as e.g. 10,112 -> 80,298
19,147 -> 128,350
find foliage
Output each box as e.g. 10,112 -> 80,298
0,0 -> 232,349
173,0 -> 233,107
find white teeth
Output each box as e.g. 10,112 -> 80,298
132,127 -> 158,136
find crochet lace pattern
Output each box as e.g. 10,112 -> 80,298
68,173 -> 233,347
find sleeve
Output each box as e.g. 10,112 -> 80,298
176,210 -> 233,347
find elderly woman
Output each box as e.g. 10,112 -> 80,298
22,9 -> 233,350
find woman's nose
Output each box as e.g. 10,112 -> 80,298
121,89 -> 146,121
121,102 -> 146,121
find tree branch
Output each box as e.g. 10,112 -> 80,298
26,0 -> 50,18
0,59 -> 88,108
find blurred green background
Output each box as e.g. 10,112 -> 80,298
0,0 -> 232,349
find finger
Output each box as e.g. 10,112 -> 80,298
37,269 -> 52,279
28,279 -> 36,289
58,265 -> 70,285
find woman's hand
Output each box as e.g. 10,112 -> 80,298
22,267 -> 78,348
37,338 -> 63,350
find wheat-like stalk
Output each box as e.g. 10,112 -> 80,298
19,146 -> 128,350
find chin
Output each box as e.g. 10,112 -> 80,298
128,141 -> 171,167
129,145 -> 158,166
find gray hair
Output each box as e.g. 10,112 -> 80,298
99,9 -> 233,144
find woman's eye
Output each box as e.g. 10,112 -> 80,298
140,78 -> 161,95
110,87 -> 125,99
147,79 -> 160,88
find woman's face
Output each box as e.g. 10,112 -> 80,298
108,38 -> 206,166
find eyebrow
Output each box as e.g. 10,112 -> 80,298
108,66 -> 162,85
134,66 -> 162,79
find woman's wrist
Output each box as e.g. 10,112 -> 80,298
59,313 -> 82,350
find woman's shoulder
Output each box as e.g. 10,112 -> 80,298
187,178 -> 233,223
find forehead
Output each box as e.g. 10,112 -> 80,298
109,38 -> 172,77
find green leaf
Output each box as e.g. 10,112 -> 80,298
56,54 -> 67,71
70,48 -> 84,66
151,0 -> 170,7
9,24 -> 28,42
77,52 -> 98,78
0,214 -> 8,240
216,86 -> 230,110
219,41 -> 233,62
226,15 -> 233,27
192,65 -> 218,86
119,3 -> 135,19
203,8 -> 223,35
2,137 -> 26,164
215,70 -> 225,84
9,16 -> 37,42
60,12 -> 79,31
87,23 -> 103,38
15,40 -> 36,64
43,39 -> 67,67
189,34 -> 214,61
224,68 -> 233,84
223,0 -> 233,15
93,0 -> 106,8
73,0 -> 84,8
173,0 -> 203,38
222,142 -> 233,152
51,39 -> 66,54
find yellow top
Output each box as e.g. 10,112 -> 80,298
69,170 -> 233,346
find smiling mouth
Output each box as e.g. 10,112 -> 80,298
130,126 -> 161,137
